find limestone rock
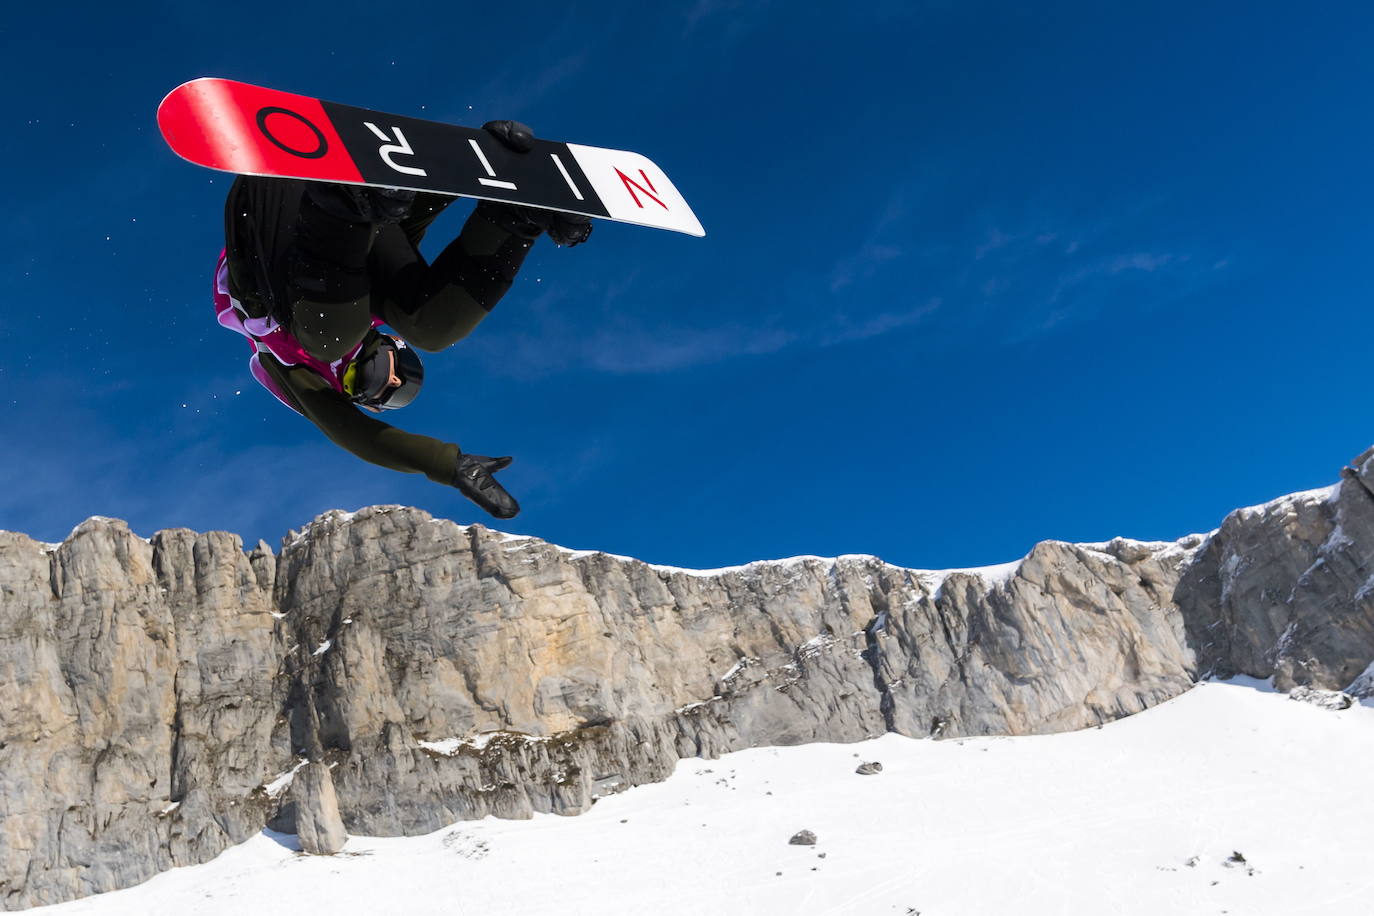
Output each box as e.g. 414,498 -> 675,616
1176,450 -> 1374,690
1346,661 -> 1374,698
292,763 -> 347,855
0,520 -> 280,909
1287,686 -> 1353,710
3,444 -> 1374,908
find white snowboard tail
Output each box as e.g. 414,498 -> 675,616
565,145 -> 705,237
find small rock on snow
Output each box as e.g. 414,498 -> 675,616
1288,685 -> 1354,710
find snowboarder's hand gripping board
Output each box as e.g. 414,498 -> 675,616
158,77 -> 704,237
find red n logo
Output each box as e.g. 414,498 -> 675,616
615,168 -> 669,210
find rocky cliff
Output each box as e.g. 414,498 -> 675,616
3,448 -> 1373,909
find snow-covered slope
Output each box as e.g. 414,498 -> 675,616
30,679 -> 1373,916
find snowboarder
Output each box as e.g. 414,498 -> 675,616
216,120 -> 590,519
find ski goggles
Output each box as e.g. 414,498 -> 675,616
344,335 -> 422,411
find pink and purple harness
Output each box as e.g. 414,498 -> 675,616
213,250 -> 381,414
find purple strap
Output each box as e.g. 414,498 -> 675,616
214,250 -> 382,414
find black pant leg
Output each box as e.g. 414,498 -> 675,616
371,203 -> 537,352
397,192 -> 457,248
286,190 -> 378,362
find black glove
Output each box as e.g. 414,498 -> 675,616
533,210 -> 592,247
482,119 -> 535,153
453,453 -> 520,519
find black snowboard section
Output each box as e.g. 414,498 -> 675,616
320,101 -> 611,218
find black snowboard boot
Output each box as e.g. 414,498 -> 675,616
476,200 -> 593,248
453,453 -> 520,519
479,119 -> 592,247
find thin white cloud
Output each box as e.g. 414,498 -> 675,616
586,322 -> 799,372
481,51 -> 590,116
830,243 -> 905,293
823,298 -> 942,345
465,315 -> 799,377
684,0 -> 779,39
1049,252 -> 1188,304
975,227 -> 1014,260
828,186 -> 923,292
947,197 -> 1232,345
447,183 -> 1229,379
451,19 -> 595,122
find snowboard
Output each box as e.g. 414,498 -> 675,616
157,78 -> 705,237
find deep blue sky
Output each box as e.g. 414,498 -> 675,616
4,1 -> 1373,570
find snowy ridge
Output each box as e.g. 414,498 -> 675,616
492,529 -> 1211,598
283,507 -> 367,548
1078,534 -> 1206,560
61,516 -> 152,545
546,542 -> 857,579
541,539 -> 1040,593
915,558 -> 1024,598
275,501 -> 1245,596
1229,483 -> 1340,524
1146,484 -> 1343,560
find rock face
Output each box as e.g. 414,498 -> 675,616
1176,445 -> 1374,690
2,448 -> 1372,909
0,523 -> 281,909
